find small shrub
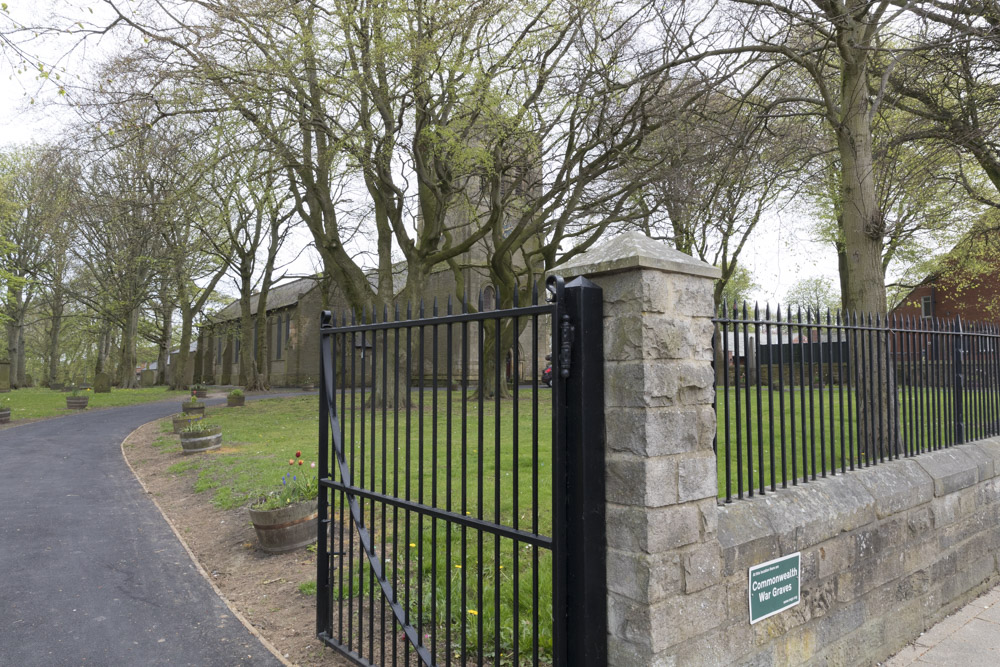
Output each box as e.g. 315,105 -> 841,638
181,421 -> 218,435
298,580 -> 317,596
228,388 -> 244,398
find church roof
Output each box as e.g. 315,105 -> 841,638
208,277 -> 319,323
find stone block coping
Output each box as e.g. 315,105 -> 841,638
559,231 -> 722,280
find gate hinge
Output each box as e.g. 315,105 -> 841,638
559,313 -> 574,379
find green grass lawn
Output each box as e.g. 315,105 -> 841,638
161,392 -> 554,665
715,385 -> 998,499
4,386 -> 187,421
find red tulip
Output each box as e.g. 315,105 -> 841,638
298,460 -> 303,465
295,450 -> 301,458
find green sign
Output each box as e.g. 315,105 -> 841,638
748,552 -> 800,624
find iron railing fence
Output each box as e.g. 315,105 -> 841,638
316,284 -> 568,666
713,303 -> 1000,503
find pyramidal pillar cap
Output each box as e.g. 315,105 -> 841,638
557,232 -> 721,280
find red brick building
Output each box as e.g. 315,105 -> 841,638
891,249 -> 1000,326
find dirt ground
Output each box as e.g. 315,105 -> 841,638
122,419 -> 352,667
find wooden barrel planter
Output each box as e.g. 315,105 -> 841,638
193,389 -> 208,399
179,425 -> 222,454
0,407 -> 10,424
172,413 -> 203,434
181,403 -> 205,417
301,384 -> 315,391
66,396 -> 89,410
226,396 -> 245,407
249,502 -> 318,553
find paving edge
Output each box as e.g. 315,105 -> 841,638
120,419 -> 295,667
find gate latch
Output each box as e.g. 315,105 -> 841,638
559,313 -> 574,379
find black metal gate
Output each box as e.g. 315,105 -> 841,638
316,276 -> 606,666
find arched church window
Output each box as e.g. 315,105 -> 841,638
483,284 -> 496,311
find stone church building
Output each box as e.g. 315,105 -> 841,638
193,199 -> 549,388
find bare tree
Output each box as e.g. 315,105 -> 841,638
627,73 -> 806,305
198,124 -> 293,391
90,0 -> 751,402
70,100 -> 189,387
0,145 -> 78,387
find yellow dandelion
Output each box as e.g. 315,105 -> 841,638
455,564 -> 462,569
409,543 -> 416,547
468,609 -> 478,616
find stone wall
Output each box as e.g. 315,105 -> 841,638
561,231 -> 1000,666
706,443 -> 1000,665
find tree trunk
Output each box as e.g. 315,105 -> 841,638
105,329 -> 116,379
838,57 -> 896,459
47,288 -> 64,387
370,288 -> 414,409
172,303 -> 194,390
238,290 -> 257,389
95,329 -> 106,376
5,322 -> 20,389
156,303 -> 172,386
118,307 -> 140,388
366,323 -> 411,409
836,237 -> 850,314
245,254 -> 277,392
249,314 -> 270,391
479,318 -> 518,400
837,61 -> 886,315
15,322 -> 25,387
172,260 -> 228,390
5,284 -> 25,388
478,264 -> 540,401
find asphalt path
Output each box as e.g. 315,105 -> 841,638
0,393 -> 294,667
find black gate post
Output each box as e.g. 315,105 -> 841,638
561,276 -> 606,666
317,311 -> 332,639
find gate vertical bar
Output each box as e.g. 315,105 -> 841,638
955,316 -> 965,445
561,276 -> 607,666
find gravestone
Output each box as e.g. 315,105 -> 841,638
94,372 -> 111,393
140,369 -> 155,387
0,362 -> 9,393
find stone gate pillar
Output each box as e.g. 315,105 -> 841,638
560,232 -> 723,665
